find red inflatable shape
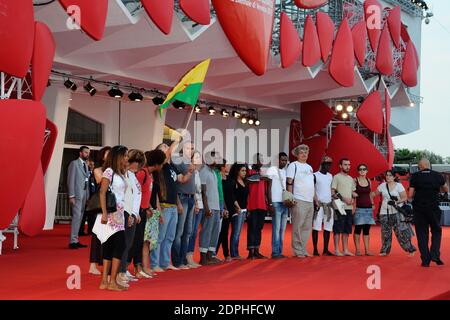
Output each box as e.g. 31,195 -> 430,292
289,119 -> 302,162
302,15 -> 321,67
0,100 -> 46,229
212,0 -> 275,76
42,119 -> 58,175
352,20 -> 367,67
301,135 -> 327,172
376,24 -> 394,76
32,22 -> 56,101
385,88 -> 391,135
141,0 -> 174,35
316,12 -> 335,63
301,100 -> 334,138
401,23 -> 410,44
180,0 -> 210,25
59,0 -> 108,41
364,0 -> 382,52
294,0 -> 328,9
280,13 -> 302,68
0,0 -> 35,78
387,6 -> 401,49
329,18 -> 354,87
327,125 -> 389,178
387,134 -> 395,169
402,40 -> 418,87
356,91 -> 384,134
19,163 -> 46,237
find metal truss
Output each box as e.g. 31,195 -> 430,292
0,72 -> 32,100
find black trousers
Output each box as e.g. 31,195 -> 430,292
414,206 -> 442,264
130,208 -> 148,266
217,217 -> 230,257
89,232 -> 103,265
247,210 -> 266,250
79,212 -> 96,234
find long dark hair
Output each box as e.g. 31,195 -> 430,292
95,146 -> 111,168
103,145 -> 128,175
229,163 -> 247,183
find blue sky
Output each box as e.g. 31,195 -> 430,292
393,0 -> 450,158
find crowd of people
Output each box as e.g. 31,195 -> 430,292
66,139 -> 448,291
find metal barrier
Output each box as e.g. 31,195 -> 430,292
55,193 -> 72,223
0,214 -> 19,255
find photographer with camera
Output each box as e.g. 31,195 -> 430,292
371,170 -> 417,257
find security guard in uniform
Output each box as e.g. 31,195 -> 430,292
409,159 -> 449,267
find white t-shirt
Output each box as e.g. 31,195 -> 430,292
286,162 -> 315,202
124,171 -> 141,217
266,166 -> 287,203
194,170 -> 204,209
314,171 -> 333,203
377,182 -> 405,215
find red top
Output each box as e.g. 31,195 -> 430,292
247,169 -> 268,211
136,168 -> 153,209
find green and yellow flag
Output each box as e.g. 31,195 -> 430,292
159,59 -> 211,116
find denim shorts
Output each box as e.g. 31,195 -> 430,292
354,208 -> 375,225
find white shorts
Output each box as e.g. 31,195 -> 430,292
313,207 -> 334,232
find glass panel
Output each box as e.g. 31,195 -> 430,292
65,109 -> 103,146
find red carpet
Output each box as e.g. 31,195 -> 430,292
1,223 -> 450,300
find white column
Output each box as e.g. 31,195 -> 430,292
42,86 -> 71,230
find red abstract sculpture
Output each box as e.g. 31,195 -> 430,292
294,0 -> 328,9
387,6 -> 402,49
141,0 -> 174,35
289,119 -> 302,162
387,134 -> 395,169
301,135 -> 327,171
19,163 -> 46,236
212,0 -> 275,76
180,0 -> 211,26
316,12 -> 335,63
385,87 -> 391,135
280,13 -> 302,69
302,15 -> 321,67
32,22 -> 56,101
329,18 -> 355,87
376,24 -> 394,76
0,0 -> 35,78
352,20 -> 367,67
327,125 -> 389,178
42,119 -> 58,175
301,100 -> 334,138
59,0 -> 108,41
402,40 -> 418,87
0,100 -> 46,229
364,0 -> 382,52
356,91 -> 384,134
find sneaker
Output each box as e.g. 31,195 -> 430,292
126,271 -> 138,282
178,265 -> 190,270
165,265 -> 179,271
152,267 -> 165,273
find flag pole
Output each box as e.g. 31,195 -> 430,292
183,105 -> 195,135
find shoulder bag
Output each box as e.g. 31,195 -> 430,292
86,173 -> 117,214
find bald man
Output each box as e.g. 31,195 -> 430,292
409,159 -> 449,267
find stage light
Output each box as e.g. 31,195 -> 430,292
232,111 -> 241,118
409,102 -> 415,107
83,82 -> 96,96
221,109 -> 230,118
241,116 -> 248,124
152,96 -> 164,105
108,87 -> 123,98
128,91 -> 143,102
208,106 -> 216,115
341,113 -> 349,120
336,104 -> 344,112
173,101 -> 186,110
248,118 -> 255,125
346,105 -> 354,113
64,79 -> 77,91
255,119 -> 261,126
194,105 -> 202,113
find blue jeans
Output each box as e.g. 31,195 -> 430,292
150,206 -> 178,269
172,194 -> 195,267
271,202 -> 288,257
188,209 -> 204,253
211,202 -> 224,255
230,211 -> 246,257
199,210 -> 221,253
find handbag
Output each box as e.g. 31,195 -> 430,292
85,173 -> 117,214
277,167 -> 296,208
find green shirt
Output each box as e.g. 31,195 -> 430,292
214,169 -> 224,204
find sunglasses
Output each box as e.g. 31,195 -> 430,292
358,168 -> 368,171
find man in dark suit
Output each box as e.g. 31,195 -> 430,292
67,146 -> 90,249
409,158 -> 449,267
